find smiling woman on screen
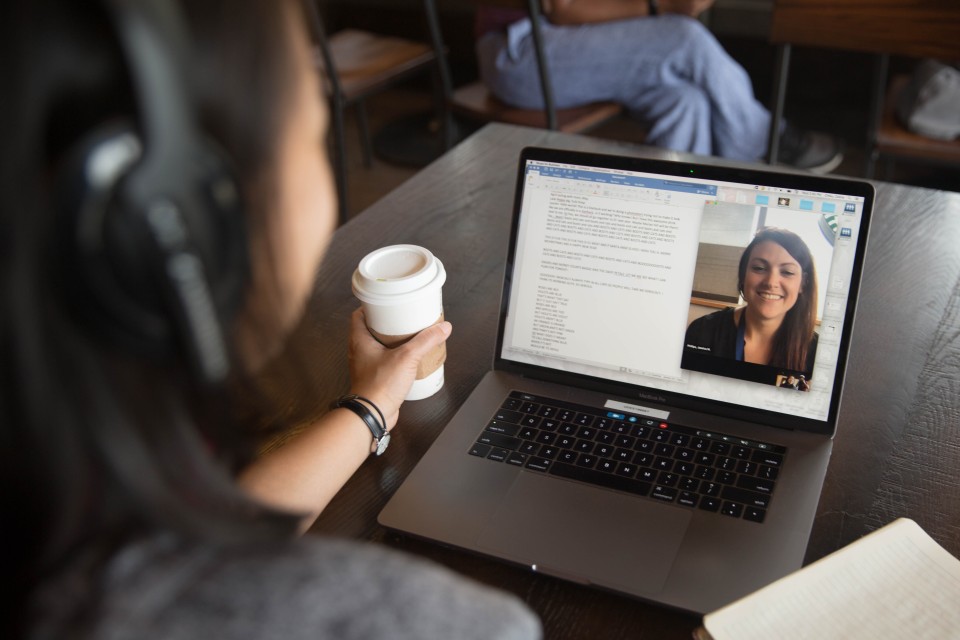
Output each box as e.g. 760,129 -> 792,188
684,228 -> 819,375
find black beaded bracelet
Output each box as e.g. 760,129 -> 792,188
333,394 -> 391,455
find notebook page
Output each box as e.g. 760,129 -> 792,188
703,518 -> 960,640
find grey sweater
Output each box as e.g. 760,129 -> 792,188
34,535 -> 541,639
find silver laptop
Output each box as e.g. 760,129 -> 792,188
379,146 -> 874,614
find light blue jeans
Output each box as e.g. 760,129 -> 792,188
477,15 -> 772,161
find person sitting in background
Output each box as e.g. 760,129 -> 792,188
3,1 -> 540,638
475,0 -> 843,173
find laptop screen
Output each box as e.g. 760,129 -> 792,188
497,148 -> 873,433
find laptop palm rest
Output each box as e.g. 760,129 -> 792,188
477,472 -> 691,595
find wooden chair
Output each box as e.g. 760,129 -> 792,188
766,0 -> 960,177
429,0 -> 623,134
302,0 -> 442,225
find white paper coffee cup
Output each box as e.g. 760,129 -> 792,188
352,245 -> 446,400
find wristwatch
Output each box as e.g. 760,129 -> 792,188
335,394 -> 391,455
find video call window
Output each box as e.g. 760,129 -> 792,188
681,200 -> 837,392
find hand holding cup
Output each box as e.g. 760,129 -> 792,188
351,245 -> 448,401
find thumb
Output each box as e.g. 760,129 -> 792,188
400,321 -> 452,361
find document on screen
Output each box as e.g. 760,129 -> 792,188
507,183 -> 704,380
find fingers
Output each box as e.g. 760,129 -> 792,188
350,307 -> 369,336
349,307 -> 384,352
349,306 -> 451,373
352,307 -> 451,354
661,0 -> 711,17
400,320 -> 452,360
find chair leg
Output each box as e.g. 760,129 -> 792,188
526,0 -> 558,131
423,0 -> 455,151
356,100 -> 373,169
430,68 -> 455,152
865,53 -> 889,179
300,0 -> 350,224
330,99 -> 350,226
439,93 -> 455,152
766,44 -> 791,165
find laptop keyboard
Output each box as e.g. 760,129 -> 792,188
468,391 -> 786,523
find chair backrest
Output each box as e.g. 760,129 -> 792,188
450,0 -> 559,129
770,0 -> 960,60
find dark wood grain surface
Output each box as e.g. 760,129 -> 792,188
769,0 -> 960,60
289,123 -> 960,639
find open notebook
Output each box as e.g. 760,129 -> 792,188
695,518 -> 960,639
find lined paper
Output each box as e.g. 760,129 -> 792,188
704,519 -> 960,640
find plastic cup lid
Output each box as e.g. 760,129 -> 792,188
352,244 -> 446,303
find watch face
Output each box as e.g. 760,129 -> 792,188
375,432 -> 391,456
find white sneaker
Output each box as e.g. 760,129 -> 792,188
777,126 -> 844,174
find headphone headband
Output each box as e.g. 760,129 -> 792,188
59,0 -> 248,384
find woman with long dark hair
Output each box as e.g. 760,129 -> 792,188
2,1 -> 539,637
684,227 -> 819,375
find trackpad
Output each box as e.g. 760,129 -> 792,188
477,473 -> 691,595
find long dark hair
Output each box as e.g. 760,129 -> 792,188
2,0 -> 309,634
737,227 -> 819,371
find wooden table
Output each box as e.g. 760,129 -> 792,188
287,123 -> 960,638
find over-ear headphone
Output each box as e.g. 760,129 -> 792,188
57,0 -> 248,385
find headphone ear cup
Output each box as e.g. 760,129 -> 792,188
57,122 -> 248,384
58,122 -> 175,357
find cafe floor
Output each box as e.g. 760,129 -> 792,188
336,86 -> 959,223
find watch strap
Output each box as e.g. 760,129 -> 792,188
334,394 -> 389,455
